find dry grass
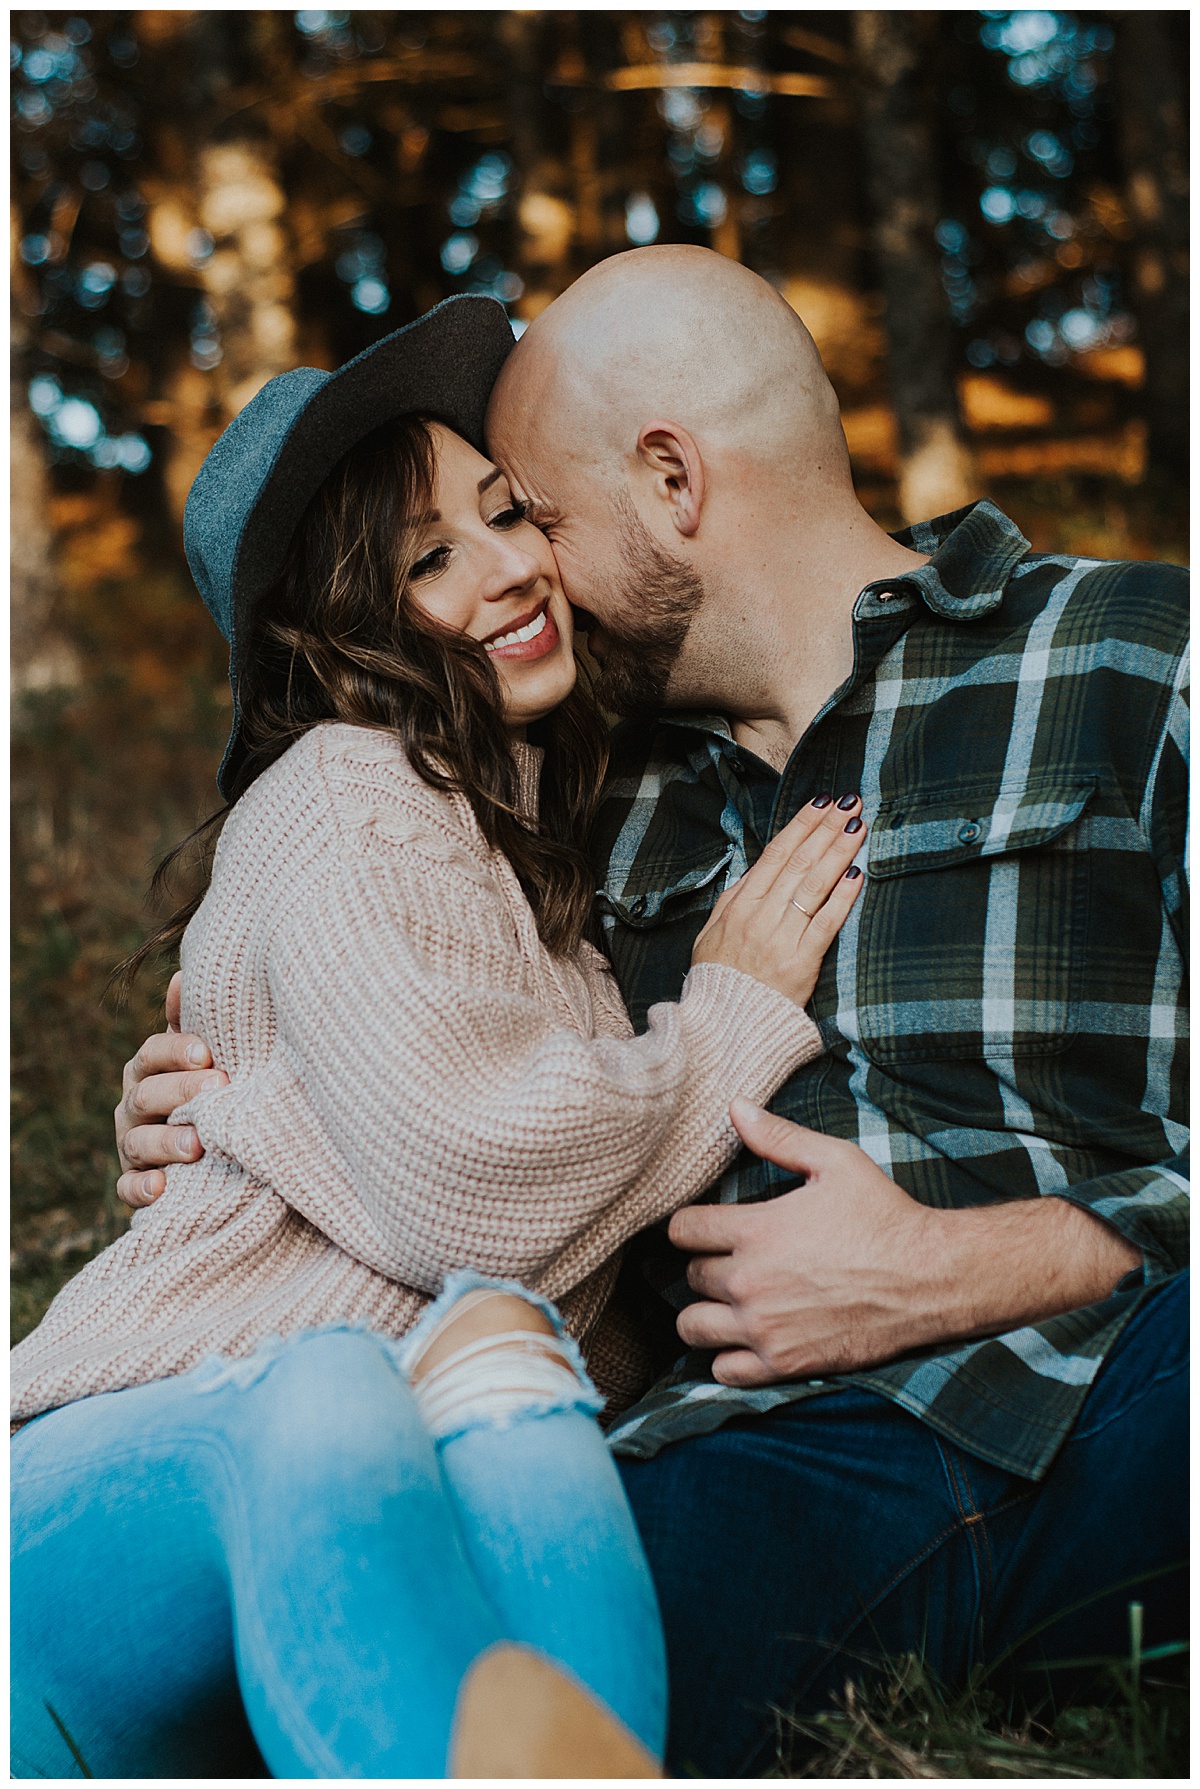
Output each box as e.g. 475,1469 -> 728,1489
770,1639 -> 1188,1779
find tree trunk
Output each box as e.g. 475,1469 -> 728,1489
1114,12 -> 1189,481
196,135 -> 298,421
852,10 -> 978,522
142,15 -> 299,524
10,235 -> 78,703
501,12 -> 573,321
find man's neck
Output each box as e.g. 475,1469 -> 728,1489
725,507 -> 929,772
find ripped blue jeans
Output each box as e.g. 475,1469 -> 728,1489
10,1274 -> 667,1778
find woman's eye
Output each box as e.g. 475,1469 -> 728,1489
410,545 -> 450,580
490,500 -> 528,530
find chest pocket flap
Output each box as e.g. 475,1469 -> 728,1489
868,779 -> 1096,878
598,846 -> 734,929
854,777 -> 1096,1065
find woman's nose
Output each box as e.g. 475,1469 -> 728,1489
482,536 -> 541,601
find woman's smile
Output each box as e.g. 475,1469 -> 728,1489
483,597 -> 561,662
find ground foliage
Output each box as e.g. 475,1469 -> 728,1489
770,1646 -> 1188,1779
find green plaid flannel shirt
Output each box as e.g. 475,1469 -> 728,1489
593,501 -> 1188,1480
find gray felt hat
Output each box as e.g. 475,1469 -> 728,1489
183,294 -> 516,798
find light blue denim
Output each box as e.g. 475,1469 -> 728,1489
11,1300 -> 667,1779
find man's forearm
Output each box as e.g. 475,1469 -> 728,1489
925,1195 -> 1143,1345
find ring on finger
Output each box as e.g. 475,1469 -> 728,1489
790,897 -> 816,917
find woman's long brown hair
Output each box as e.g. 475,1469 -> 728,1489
115,414 -> 610,996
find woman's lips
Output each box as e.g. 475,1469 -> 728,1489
484,601 -> 561,663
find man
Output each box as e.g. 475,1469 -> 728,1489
117,249 -> 1187,1775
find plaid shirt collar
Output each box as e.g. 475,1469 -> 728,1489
651,498 -> 1031,748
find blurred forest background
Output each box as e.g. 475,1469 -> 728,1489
10,9 -> 1189,1338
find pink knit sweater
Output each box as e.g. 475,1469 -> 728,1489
12,723 -> 823,1422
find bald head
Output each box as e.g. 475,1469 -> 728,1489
484,248 -> 878,729
489,245 -> 849,486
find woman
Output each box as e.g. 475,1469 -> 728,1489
11,297 -> 867,1778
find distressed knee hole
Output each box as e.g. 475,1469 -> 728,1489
407,1289 -> 596,1440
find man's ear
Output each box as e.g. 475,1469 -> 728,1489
636,421 -> 705,538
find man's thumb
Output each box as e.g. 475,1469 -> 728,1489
730,1097 -> 826,1173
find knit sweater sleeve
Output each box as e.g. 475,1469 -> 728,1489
231,816 -> 822,1299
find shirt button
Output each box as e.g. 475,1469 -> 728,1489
958,820 -> 982,844
630,895 -> 649,918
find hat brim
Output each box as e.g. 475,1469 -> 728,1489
219,295 -> 516,797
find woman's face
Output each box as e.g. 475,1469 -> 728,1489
406,422 -> 577,730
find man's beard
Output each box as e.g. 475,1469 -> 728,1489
588,498 -> 706,718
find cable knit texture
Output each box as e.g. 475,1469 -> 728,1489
12,723 -> 823,1422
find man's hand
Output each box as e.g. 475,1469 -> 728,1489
115,971 -> 226,1209
670,1098 -> 1142,1387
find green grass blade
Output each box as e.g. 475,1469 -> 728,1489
43,1701 -> 94,1778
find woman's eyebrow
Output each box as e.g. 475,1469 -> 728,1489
477,467 -> 504,494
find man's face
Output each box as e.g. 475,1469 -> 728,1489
488,400 -> 705,717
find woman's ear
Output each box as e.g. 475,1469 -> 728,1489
636,421 -> 705,538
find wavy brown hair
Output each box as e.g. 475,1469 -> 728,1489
116,414 -> 610,994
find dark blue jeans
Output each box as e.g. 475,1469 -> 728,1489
618,1272 -> 1188,1778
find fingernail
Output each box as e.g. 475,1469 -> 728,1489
201,1074 -> 223,1093
836,792 -> 859,810
844,816 -> 864,834
186,1043 -> 206,1066
844,865 -> 863,879
175,1128 -> 197,1157
810,792 -> 833,808
142,1176 -> 158,1201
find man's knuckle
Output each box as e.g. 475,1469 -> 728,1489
725,1268 -> 752,1306
124,1130 -> 150,1166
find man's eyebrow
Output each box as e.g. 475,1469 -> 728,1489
477,467 -> 504,494
522,496 -> 562,526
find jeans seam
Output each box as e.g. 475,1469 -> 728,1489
198,1426 -> 350,1780
950,1448 -> 994,1666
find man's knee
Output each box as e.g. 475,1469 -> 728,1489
1072,1271 -> 1189,1445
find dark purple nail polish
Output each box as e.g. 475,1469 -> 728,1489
844,816 -> 864,834
811,792 -> 833,808
836,792 -> 859,810
844,865 -> 862,880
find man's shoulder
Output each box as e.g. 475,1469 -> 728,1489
1013,549 -> 1188,663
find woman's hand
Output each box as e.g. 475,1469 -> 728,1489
115,970 -> 224,1208
690,794 -> 865,1007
